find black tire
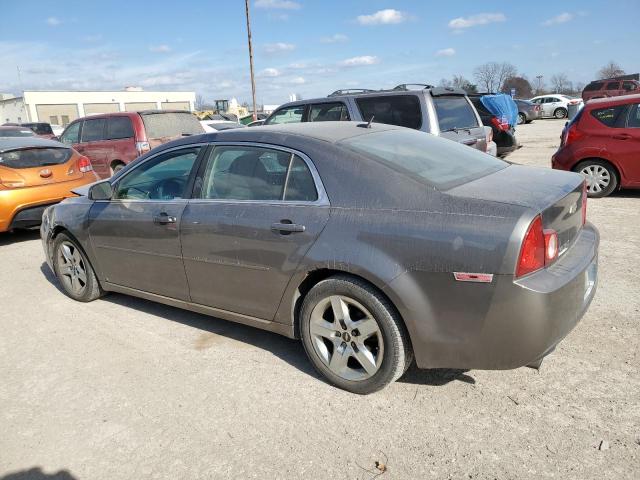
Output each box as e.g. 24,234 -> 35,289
574,159 -> 618,198
554,108 -> 567,119
300,275 -> 412,394
52,233 -> 103,302
517,112 -> 526,125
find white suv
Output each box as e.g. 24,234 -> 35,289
529,95 -> 583,119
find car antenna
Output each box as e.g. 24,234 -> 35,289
358,115 -> 375,129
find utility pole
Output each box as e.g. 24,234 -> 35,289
535,75 -> 544,95
244,0 -> 258,121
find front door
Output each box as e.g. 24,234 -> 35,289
88,145 -> 203,300
181,144 -> 330,320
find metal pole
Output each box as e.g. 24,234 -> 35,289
244,0 -> 258,121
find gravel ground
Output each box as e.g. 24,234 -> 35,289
1,119 -> 638,480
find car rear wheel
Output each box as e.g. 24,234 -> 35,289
554,108 -> 567,119
53,233 -> 103,302
517,113 -> 526,125
300,275 -> 412,394
575,160 -> 618,198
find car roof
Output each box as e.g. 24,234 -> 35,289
0,137 -> 69,153
585,93 -> 640,107
78,110 -> 192,120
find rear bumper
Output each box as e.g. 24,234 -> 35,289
385,223 -> 599,370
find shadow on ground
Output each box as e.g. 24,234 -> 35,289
0,229 -> 40,246
0,468 -> 76,480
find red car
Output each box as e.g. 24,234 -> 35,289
582,78 -> 640,101
58,110 -> 203,179
552,94 -> 640,197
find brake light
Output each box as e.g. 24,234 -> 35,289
77,156 -> 93,173
516,216 -> 559,278
581,180 -> 587,225
490,116 -> 510,132
136,141 -> 151,155
563,122 -> 584,146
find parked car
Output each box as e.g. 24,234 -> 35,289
58,110 -> 204,179
515,99 -> 541,124
552,94 -> 640,197
42,122 -> 598,394
529,95 -> 583,119
264,84 -> 490,153
19,122 -> 57,139
0,137 -> 98,232
468,94 -> 518,158
0,125 -> 36,138
582,78 -> 640,102
200,120 -> 246,132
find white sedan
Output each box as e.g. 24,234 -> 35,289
529,95 -> 583,119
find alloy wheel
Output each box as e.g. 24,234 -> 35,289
56,241 -> 88,295
309,295 -> 384,381
580,164 -> 611,194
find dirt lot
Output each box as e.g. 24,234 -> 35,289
1,119 -> 638,480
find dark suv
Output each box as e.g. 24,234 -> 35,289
264,84 -> 488,152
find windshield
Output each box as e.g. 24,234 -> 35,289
339,129 -> 506,189
141,112 -> 204,138
0,128 -> 36,138
0,147 -> 72,169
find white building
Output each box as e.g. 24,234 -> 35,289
0,89 -> 196,126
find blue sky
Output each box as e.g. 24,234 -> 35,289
1,0 -> 638,104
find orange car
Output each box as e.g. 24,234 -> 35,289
0,138 -> 99,232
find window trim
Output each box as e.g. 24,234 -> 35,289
189,141 -> 329,207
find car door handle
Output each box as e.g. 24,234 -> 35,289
612,133 -> 631,140
153,213 -> 177,225
271,221 -> 305,234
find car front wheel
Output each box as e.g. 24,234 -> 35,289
554,108 -> 567,119
53,233 -> 103,302
575,160 -> 618,198
300,275 -> 412,394
517,112 -> 526,125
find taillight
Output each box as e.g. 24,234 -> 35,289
136,141 -> 151,155
516,215 -> 558,278
563,122 -> 583,145
78,156 -> 93,173
581,180 -> 587,225
490,116 -> 510,132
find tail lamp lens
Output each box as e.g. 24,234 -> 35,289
543,229 -> 558,263
516,215 -> 558,278
490,116 -> 510,131
78,156 -> 93,173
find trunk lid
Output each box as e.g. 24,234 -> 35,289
447,164 -> 585,254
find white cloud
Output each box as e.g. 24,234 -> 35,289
46,17 -> 61,26
321,33 -> 349,44
356,9 -> 407,26
542,12 -> 574,26
448,13 -> 506,30
149,45 -> 171,53
435,48 -> 456,57
259,68 -> 280,77
255,0 -> 300,10
289,76 -> 305,84
339,56 -> 380,67
264,42 -> 295,54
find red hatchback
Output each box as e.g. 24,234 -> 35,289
552,94 -> 640,197
58,111 -> 203,179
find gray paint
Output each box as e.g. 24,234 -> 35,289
41,122 -> 599,370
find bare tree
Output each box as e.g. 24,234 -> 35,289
451,75 -> 477,94
438,78 -> 452,88
550,73 -> 572,94
473,62 -> 517,92
597,61 -> 625,80
573,81 -> 585,95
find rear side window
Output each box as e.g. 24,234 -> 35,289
605,82 -> 621,90
623,81 -> 638,92
433,96 -> 479,131
141,112 -> 203,139
60,122 -> 80,144
356,95 -> 422,130
285,156 -> 317,201
81,118 -> 106,142
309,103 -> 350,122
0,147 -> 72,169
107,117 -> 134,140
266,105 -> 305,125
584,82 -> 603,91
627,104 -> 640,128
591,105 -> 627,127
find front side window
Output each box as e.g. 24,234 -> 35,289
265,105 -> 305,125
107,117 -> 134,140
81,118 -> 106,142
114,147 -> 201,200
355,95 -> 422,130
627,104 -> 640,128
60,122 -> 80,144
200,146 -> 317,202
605,82 -> 621,90
308,103 -> 350,122
591,105 -> 627,127
432,96 -> 479,131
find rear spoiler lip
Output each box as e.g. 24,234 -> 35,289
429,86 -> 467,97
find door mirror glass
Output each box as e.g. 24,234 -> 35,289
89,181 -> 113,201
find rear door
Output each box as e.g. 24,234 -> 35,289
77,118 -> 111,178
88,145 -> 203,299
181,143 -> 330,320
432,95 -> 487,151
620,103 -> 640,185
604,81 -> 621,97
105,116 -> 137,168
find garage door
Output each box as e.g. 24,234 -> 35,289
84,103 -> 120,115
161,101 -> 190,111
35,104 -> 79,126
124,102 -> 157,112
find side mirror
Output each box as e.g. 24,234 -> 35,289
89,181 -> 113,201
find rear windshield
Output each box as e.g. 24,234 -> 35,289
0,147 -> 72,169
141,112 -> 204,139
0,128 -> 35,138
339,128 -> 506,189
433,96 -> 479,131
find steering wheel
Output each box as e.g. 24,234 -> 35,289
152,178 -> 184,200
